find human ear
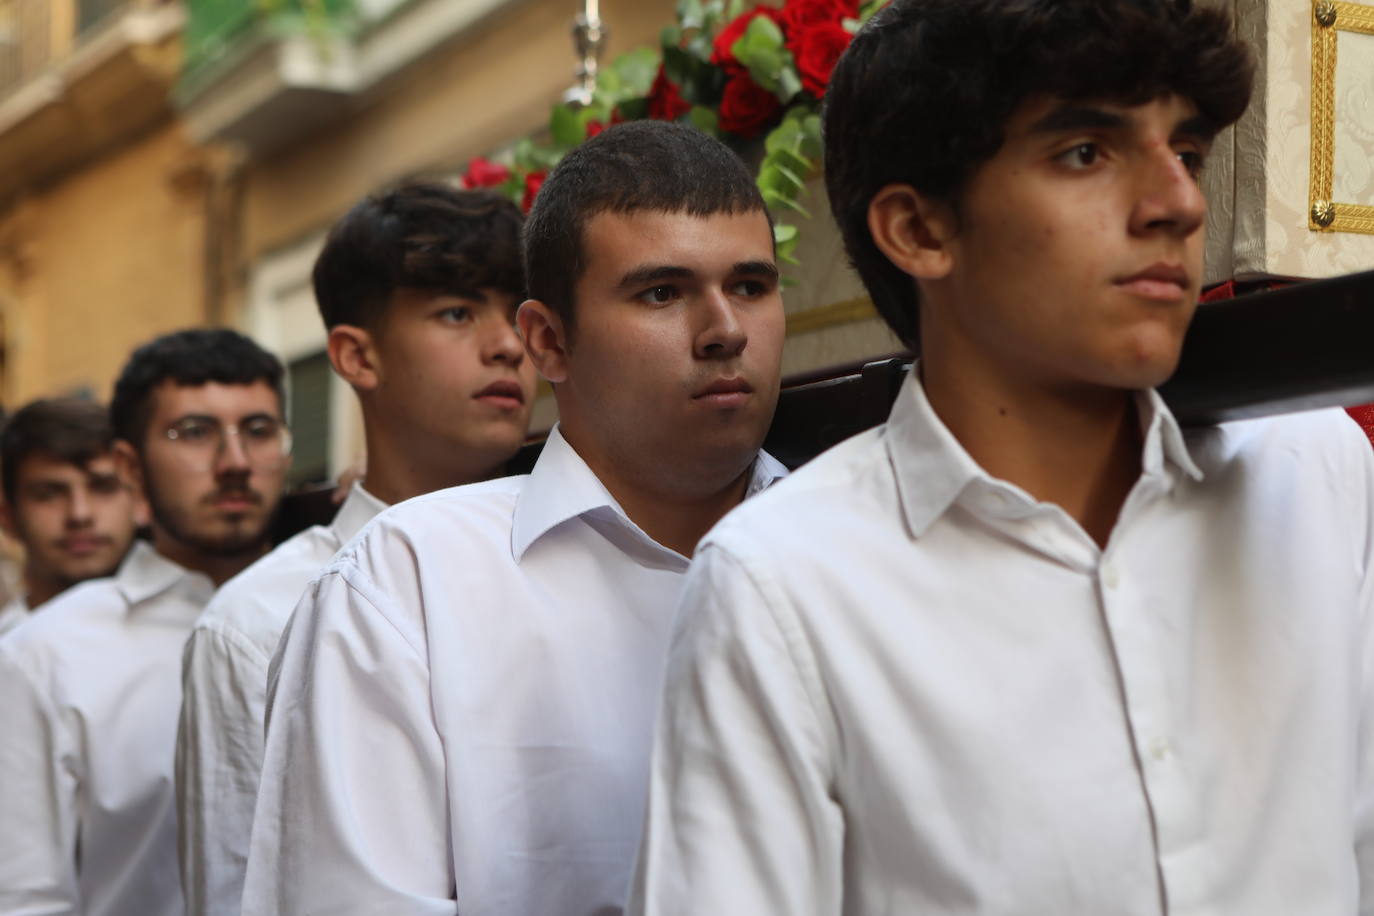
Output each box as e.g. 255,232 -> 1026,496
867,183 -> 958,281
517,300 -> 569,385
327,325 -> 381,392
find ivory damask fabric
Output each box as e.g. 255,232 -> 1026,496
1204,0 -> 1374,282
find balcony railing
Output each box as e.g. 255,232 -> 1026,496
0,0 -> 174,100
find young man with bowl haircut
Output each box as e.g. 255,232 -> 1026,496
634,1 -> 1374,912
0,329 -> 289,916
241,120 -> 788,915
0,397 -> 143,634
176,183 -> 536,916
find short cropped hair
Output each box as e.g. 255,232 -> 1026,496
823,0 -> 1255,349
312,183 -> 526,330
1,399 -> 116,503
524,120 -> 769,333
111,329 -> 285,448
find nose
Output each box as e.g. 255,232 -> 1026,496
694,290 -> 748,360
67,487 -> 93,526
215,427 -> 253,475
1129,146 -> 1206,239
483,314 -> 527,366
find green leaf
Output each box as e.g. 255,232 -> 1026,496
774,222 -> 800,265
661,24 -> 683,49
858,0 -> 886,22
617,97 -> 650,121
610,47 -> 660,97
772,223 -> 798,244
724,0 -> 748,19
550,104 -> 587,148
770,147 -> 813,178
776,65 -> 803,104
678,0 -> 706,31
764,119 -> 802,155
688,105 -> 719,134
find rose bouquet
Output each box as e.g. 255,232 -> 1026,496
461,0 -> 886,267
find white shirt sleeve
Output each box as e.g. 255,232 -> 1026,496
1350,422 -> 1374,914
240,562 -> 456,916
176,622 -> 272,916
0,644 -> 82,914
628,542 -> 844,916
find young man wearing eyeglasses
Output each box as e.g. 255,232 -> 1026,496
0,329 -> 289,916
0,398 -> 144,635
175,184 -> 536,916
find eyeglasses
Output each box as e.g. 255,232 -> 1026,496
162,416 -> 292,470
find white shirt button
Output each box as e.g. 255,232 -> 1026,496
1149,737 -> 1173,761
1102,563 -> 1120,589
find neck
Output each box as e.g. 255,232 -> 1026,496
921,350 -> 1142,549
24,571 -> 64,608
559,426 -> 754,557
150,528 -> 266,587
358,415 -> 500,508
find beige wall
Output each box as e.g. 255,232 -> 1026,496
240,0 -> 678,265
0,120 -> 209,406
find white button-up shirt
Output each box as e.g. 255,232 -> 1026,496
630,373 -> 1374,916
0,540 -> 213,916
0,594 -> 28,638
175,483 -> 386,916
241,427 -> 786,916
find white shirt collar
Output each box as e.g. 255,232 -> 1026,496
331,483 -> 388,545
114,539 -> 214,607
511,425 -> 788,561
887,370 -> 1204,540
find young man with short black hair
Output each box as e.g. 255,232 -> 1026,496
176,184 -> 535,916
0,329 -> 289,916
0,397 -> 142,634
632,2 -> 1374,912
241,120 -> 787,915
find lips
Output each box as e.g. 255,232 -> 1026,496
208,490 -> 261,511
1114,263 -> 1191,302
474,380 -> 526,409
692,377 -> 754,408
59,536 -> 109,556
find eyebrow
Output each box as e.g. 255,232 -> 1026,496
1028,104 -> 1221,143
172,412 -> 280,426
615,260 -> 779,292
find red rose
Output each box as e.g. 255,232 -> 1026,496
461,156 -> 511,189
717,72 -> 781,138
647,65 -> 691,121
780,0 -> 857,39
522,170 -> 547,213
711,6 -> 785,73
586,119 -> 607,137
791,22 -> 852,97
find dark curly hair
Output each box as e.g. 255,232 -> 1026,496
524,120 -> 769,339
823,0 -> 1255,350
312,183 -> 526,329
1,398 -> 116,503
111,329 -> 285,448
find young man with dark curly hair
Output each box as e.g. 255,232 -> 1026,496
632,1 -> 1374,913
175,184 -> 536,916
240,121 -> 787,916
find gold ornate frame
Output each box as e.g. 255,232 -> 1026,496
1310,0 -> 1374,234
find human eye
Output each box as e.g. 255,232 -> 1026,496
638,285 -> 680,306
89,475 -> 122,495
24,483 -> 62,502
1175,147 -> 1207,181
242,417 -> 280,441
438,305 -> 473,324
730,278 -> 772,299
1054,142 -> 1100,170
171,419 -> 216,442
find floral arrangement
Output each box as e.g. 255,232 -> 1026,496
460,0 -> 886,267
